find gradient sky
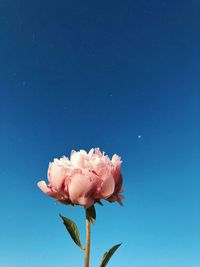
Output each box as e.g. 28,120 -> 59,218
0,1 -> 200,267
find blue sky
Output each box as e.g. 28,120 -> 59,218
0,1 -> 200,266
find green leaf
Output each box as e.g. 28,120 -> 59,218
59,214 -> 83,249
99,243 -> 122,267
86,205 -> 96,224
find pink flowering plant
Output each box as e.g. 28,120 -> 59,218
37,148 -> 124,267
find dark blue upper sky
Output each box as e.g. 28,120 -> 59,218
0,1 -> 200,266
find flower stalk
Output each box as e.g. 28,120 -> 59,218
84,210 -> 91,267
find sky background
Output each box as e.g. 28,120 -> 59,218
0,1 -> 200,267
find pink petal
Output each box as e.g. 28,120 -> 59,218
94,148 -> 103,156
113,169 -> 122,190
37,181 -> 51,194
70,151 -> 85,168
88,148 -> 94,158
48,163 -> 67,190
76,197 -> 94,208
112,154 -> 122,167
37,181 -> 59,198
68,172 -> 98,204
99,175 -> 115,198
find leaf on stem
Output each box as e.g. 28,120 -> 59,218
59,214 -> 83,249
99,243 -> 122,267
86,205 -> 96,224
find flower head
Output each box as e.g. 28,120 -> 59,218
37,148 -> 124,208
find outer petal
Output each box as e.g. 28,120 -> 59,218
68,172 -> 98,204
112,167 -> 123,193
95,174 -> 115,199
48,163 -> 67,190
37,181 -> 51,194
37,181 -> 59,198
101,175 -> 115,198
76,197 -> 94,208
112,155 -> 123,194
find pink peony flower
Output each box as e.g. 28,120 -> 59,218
37,148 -> 124,208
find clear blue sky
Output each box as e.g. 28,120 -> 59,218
0,1 -> 200,266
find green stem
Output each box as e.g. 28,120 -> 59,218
84,210 -> 91,267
